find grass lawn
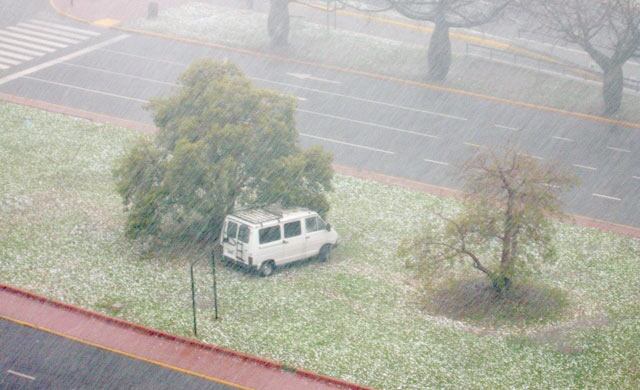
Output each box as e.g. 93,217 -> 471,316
1,101 -> 639,388
126,2 -> 640,123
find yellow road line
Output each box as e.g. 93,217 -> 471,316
0,314 -> 251,390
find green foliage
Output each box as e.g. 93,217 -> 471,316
400,145 -> 577,293
113,59 -> 333,246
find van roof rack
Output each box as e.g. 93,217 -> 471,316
231,205 -> 311,225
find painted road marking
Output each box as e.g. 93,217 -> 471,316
297,109 -> 439,139
7,369 -> 36,381
0,34 -> 129,85
633,175 -> 640,180
253,77 -> 468,121
99,48 -> 187,67
0,56 -> 20,65
61,62 -> 179,87
300,133 -> 395,154
0,49 -> 32,61
552,136 -> 574,142
607,146 -> 631,153
424,158 -> 449,166
0,42 -> 44,56
0,35 -> 56,53
0,63 -> 8,70
287,72 -> 341,85
21,76 -> 149,103
8,26 -> 81,44
0,31 -> 68,48
29,20 -> 101,36
592,193 -> 621,201
573,164 -> 597,171
495,124 -> 520,131
17,22 -> 92,40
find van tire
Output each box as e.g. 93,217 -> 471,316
318,245 -> 331,262
259,260 -> 275,277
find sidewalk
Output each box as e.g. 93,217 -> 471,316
0,283 -> 369,389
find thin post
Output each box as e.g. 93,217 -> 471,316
211,249 -> 219,320
190,262 -> 198,336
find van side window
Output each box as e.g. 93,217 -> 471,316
305,217 -> 317,233
284,221 -> 302,238
259,226 -> 281,244
226,221 -> 238,240
237,224 -> 250,243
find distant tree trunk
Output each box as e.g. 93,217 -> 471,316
268,0 -> 290,47
427,21 -> 451,81
602,64 -> 624,116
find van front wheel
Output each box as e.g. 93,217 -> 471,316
318,245 -> 331,262
259,261 -> 275,277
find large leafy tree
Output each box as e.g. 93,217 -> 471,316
340,0 -> 512,81
523,0 -> 640,115
114,60 -> 333,246
399,145 -> 576,292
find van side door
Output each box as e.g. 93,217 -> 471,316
282,219 -> 306,263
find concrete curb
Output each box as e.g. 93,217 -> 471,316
0,283 -> 372,390
48,0 -> 640,130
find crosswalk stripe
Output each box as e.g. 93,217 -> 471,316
8,26 -> 82,44
0,42 -> 45,56
0,36 -> 55,52
17,23 -> 91,40
0,63 -> 8,70
0,56 -> 21,65
0,31 -> 68,48
0,49 -> 32,61
30,20 -> 101,36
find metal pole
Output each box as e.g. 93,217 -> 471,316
190,262 -> 198,336
211,249 -> 219,320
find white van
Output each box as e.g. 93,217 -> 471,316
220,207 -> 339,276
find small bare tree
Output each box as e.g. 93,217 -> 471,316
340,0 -> 512,81
400,145 -> 576,293
523,0 -> 640,115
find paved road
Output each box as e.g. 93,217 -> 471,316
0,319 -> 232,389
0,3 -> 638,228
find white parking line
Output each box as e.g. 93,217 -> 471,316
606,146 -> 631,153
22,76 -> 149,103
0,34 -> 129,85
60,62 -> 179,86
297,109 -> 439,139
552,136 -> 574,142
592,193 -> 621,201
0,35 -> 55,52
7,369 -> 35,381
0,31 -> 68,48
30,20 -> 101,36
18,22 -> 92,40
7,26 -> 81,44
423,158 -> 449,166
573,164 -> 597,171
495,124 -> 520,131
0,49 -> 32,61
252,77 -> 468,121
300,133 -> 395,154
0,42 -> 45,56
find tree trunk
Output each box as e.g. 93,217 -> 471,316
602,64 -> 623,116
427,22 -> 451,81
268,0 -> 290,48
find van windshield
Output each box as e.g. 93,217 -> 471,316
237,224 -> 250,243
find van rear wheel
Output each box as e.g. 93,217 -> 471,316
259,261 -> 275,277
318,245 -> 331,262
